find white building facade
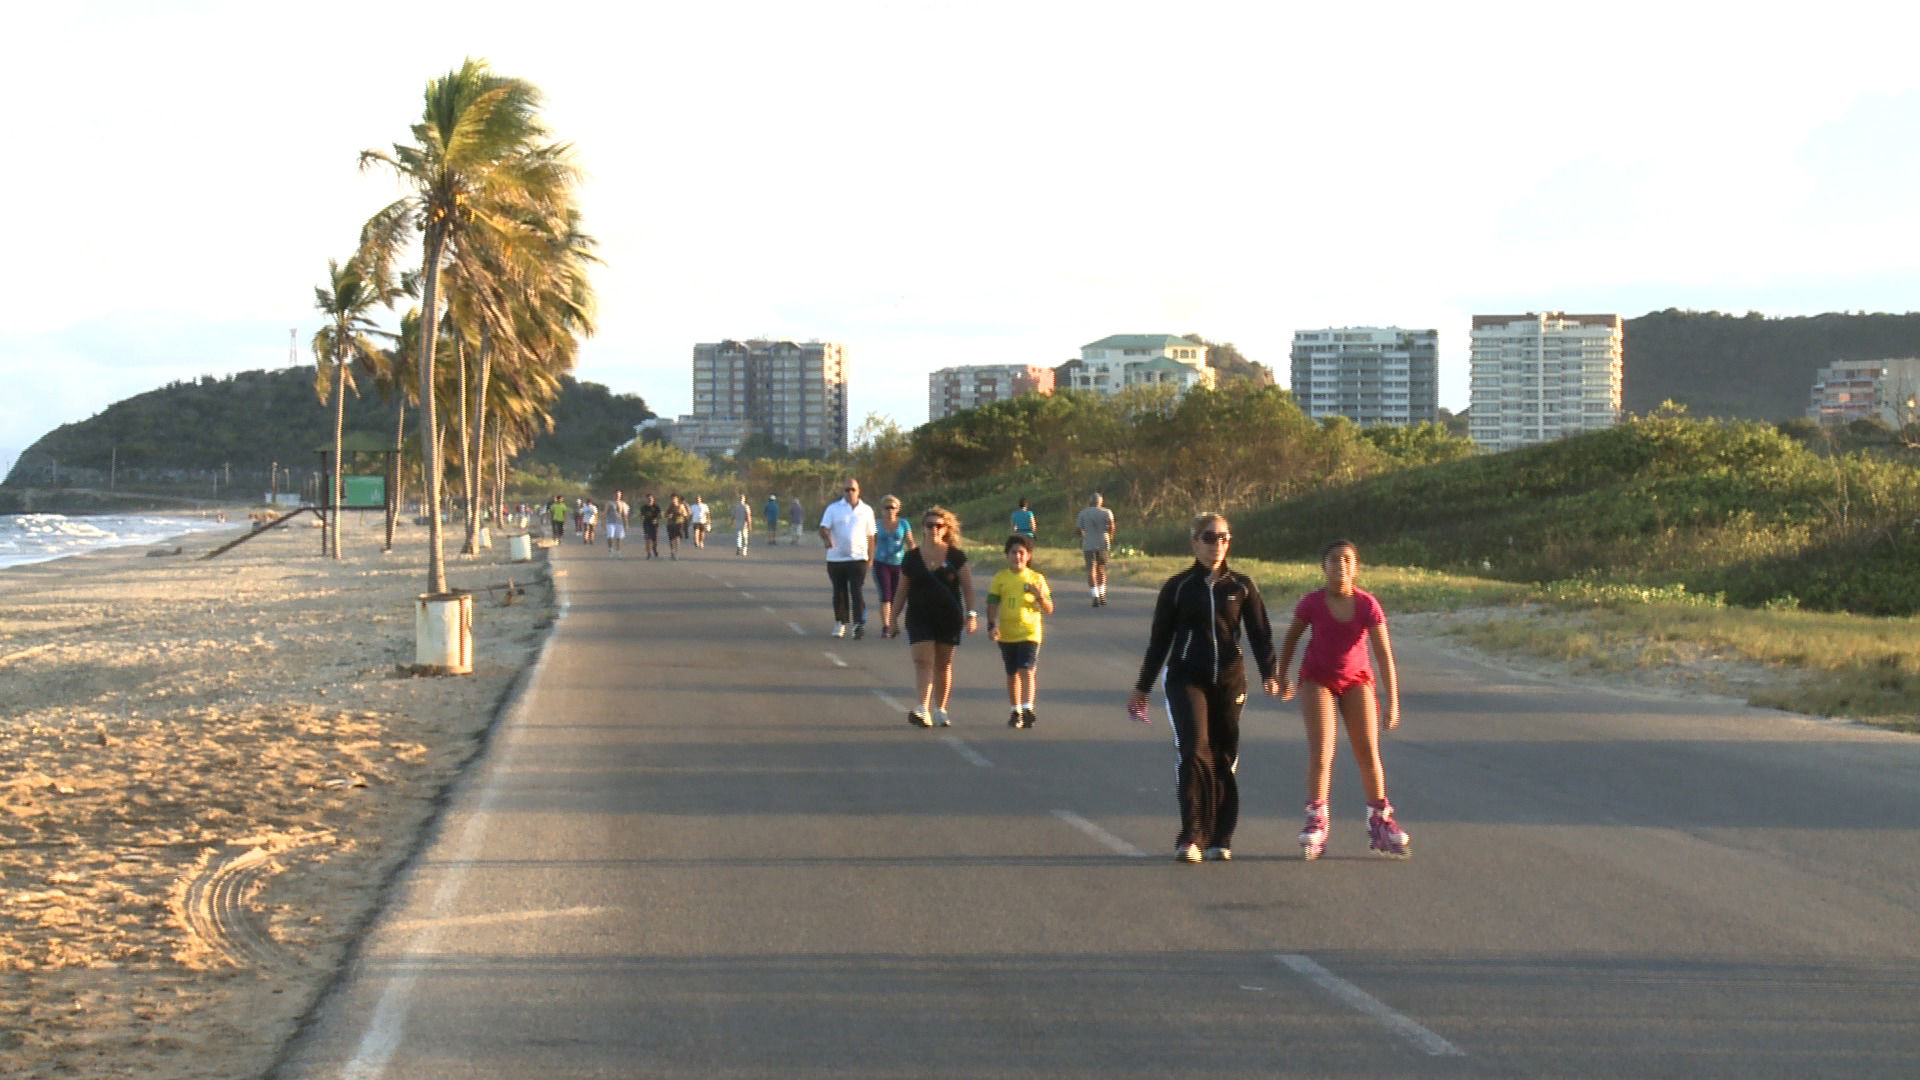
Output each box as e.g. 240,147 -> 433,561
927,364 -> 1056,421
1289,327 -> 1439,427
678,339 -> 849,455
1808,357 -> 1920,427
1468,313 -> 1623,451
1057,335 -> 1214,397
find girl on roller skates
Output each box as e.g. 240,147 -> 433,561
1276,539 -> 1409,859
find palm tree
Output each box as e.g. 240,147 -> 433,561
363,307 -> 422,551
358,58 -> 579,595
312,258 -> 393,559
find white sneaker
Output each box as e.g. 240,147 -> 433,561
1205,847 -> 1232,862
1176,843 -> 1203,863
832,623 -> 847,638
935,708 -> 952,727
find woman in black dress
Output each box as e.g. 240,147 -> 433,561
901,506 -> 977,728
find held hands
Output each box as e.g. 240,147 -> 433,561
1278,677 -> 1297,701
1262,676 -> 1283,697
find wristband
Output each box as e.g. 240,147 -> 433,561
966,610 -> 978,618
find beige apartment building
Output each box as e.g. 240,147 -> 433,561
1468,313 -> 1623,451
1055,335 -> 1215,397
1808,358 -> 1920,427
661,339 -> 848,455
927,364 -> 1055,421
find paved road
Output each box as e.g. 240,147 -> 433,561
276,537 -> 1920,1079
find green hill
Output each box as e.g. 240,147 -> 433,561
3,368 -> 652,490
1624,309 -> 1920,421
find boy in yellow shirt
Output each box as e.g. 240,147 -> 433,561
987,534 -> 1055,728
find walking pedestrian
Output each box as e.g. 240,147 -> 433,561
1275,539 -> 1409,859
547,494 -> 567,541
604,491 -> 629,554
638,494 -> 662,559
988,534 -> 1053,728
788,495 -> 807,544
819,478 -> 877,639
764,494 -> 781,546
1010,497 -> 1036,539
871,495 -> 913,638
1076,492 -> 1116,607
580,497 -> 598,544
690,495 -> 710,548
901,507 -> 976,727
665,493 -> 691,560
731,493 -> 753,556
1128,513 -> 1280,864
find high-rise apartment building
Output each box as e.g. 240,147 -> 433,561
1808,357 -> 1920,426
927,364 -> 1055,421
1468,313 -> 1623,451
679,339 -> 849,455
1055,335 -> 1215,397
1289,328 -> 1438,427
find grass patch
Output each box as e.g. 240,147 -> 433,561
1027,547 -> 1530,614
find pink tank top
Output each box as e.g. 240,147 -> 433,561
1295,587 -> 1382,685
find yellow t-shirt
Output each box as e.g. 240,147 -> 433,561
988,567 -> 1051,644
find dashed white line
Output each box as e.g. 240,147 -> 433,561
761,605 -> 778,616
1275,954 -> 1466,1057
739,591 -> 754,600
939,734 -> 993,768
824,651 -> 848,668
786,620 -> 806,635
1051,810 -> 1146,857
873,690 -> 910,713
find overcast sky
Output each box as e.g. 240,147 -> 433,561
5,0 -> 1920,470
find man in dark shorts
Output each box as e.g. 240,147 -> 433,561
638,493 -> 662,559
1075,492 -> 1116,607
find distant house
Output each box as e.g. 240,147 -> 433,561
1056,335 -> 1214,397
927,364 -> 1056,421
1808,357 -> 1920,427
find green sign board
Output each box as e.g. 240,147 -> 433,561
341,475 -> 387,509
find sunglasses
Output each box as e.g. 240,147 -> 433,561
1198,531 -> 1231,544
923,520 -> 944,528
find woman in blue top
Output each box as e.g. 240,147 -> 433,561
1010,497 -> 1036,538
872,494 -> 914,638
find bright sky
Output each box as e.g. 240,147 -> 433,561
6,0 -> 1920,471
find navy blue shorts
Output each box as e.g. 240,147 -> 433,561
998,641 -> 1040,675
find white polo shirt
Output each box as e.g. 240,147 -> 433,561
819,498 -> 877,562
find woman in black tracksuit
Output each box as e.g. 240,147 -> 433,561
1128,513 -> 1281,863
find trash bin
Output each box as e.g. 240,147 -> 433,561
414,591 -> 473,675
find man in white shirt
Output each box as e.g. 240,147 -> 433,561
818,478 -> 878,639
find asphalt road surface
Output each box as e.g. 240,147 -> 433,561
275,535 -> 1920,1079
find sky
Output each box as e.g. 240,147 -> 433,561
6,0 -> 1920,472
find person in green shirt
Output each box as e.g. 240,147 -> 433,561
547,495 -> 568,541
987,534 -> 1054,728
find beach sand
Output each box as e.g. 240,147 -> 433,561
1,514 -> 552,1080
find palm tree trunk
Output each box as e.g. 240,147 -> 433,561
385,393 -> 404,552
468,330 -> 493,553
417,227 -> 449,597
330,347 -> 347,560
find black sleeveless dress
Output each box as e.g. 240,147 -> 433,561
901,546 -> 968,646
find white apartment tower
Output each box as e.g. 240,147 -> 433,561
1289,328 -> 1439,427
927,364 -> 1056,421
1468,313 -> 1623,451
688,339 -> 849,454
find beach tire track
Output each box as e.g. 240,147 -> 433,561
182,843 -> 307,970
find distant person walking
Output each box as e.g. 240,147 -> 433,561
604,491 -> 629,554
731,493 -> 754,556
988,534 -> 1053,728
1076,492 -> 1116,607
665,493 -> 691,560
580,498 -> 598,544
690,496 -> 711,548
764,495 -> 781,546
901,506 -> 977,728
1128,513 -> 1280,864
788,495 -> 807,544
1010,497 -> 1036,540
1275,539 -> 1409,860
638,494 -> 662,559
871,495 -> 913,638
819,478 -> 877,639
547,495 -> 567,542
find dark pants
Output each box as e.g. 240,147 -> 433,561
828,559 -> 869,625
550,517 -> 564,540
1163,664 -> 1245,850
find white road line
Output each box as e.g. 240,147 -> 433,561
385,905 -> 614,934
1051,810 -> 1146,857
786,620 -> 807,635
823,651 -> 848,668
720,579 -> 733,587
739,591 -> 754,599
1275,954 -> 1466,1057
939,734 -> 993,768
873,690 -> 910,713
761,605 -> 779,616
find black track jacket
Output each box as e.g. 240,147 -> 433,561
1134,561 -> 1278,692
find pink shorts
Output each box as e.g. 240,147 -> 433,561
1301,667 -> 1374,696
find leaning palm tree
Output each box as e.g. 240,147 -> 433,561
358,58 -> 578,595
312,258 -> 393,558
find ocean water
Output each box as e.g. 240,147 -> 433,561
0,513 -> 236,570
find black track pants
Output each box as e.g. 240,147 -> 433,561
828,559 -> 870,625
1163,666 -> 1245,849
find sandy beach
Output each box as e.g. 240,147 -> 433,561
1,513 -> 551,1080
